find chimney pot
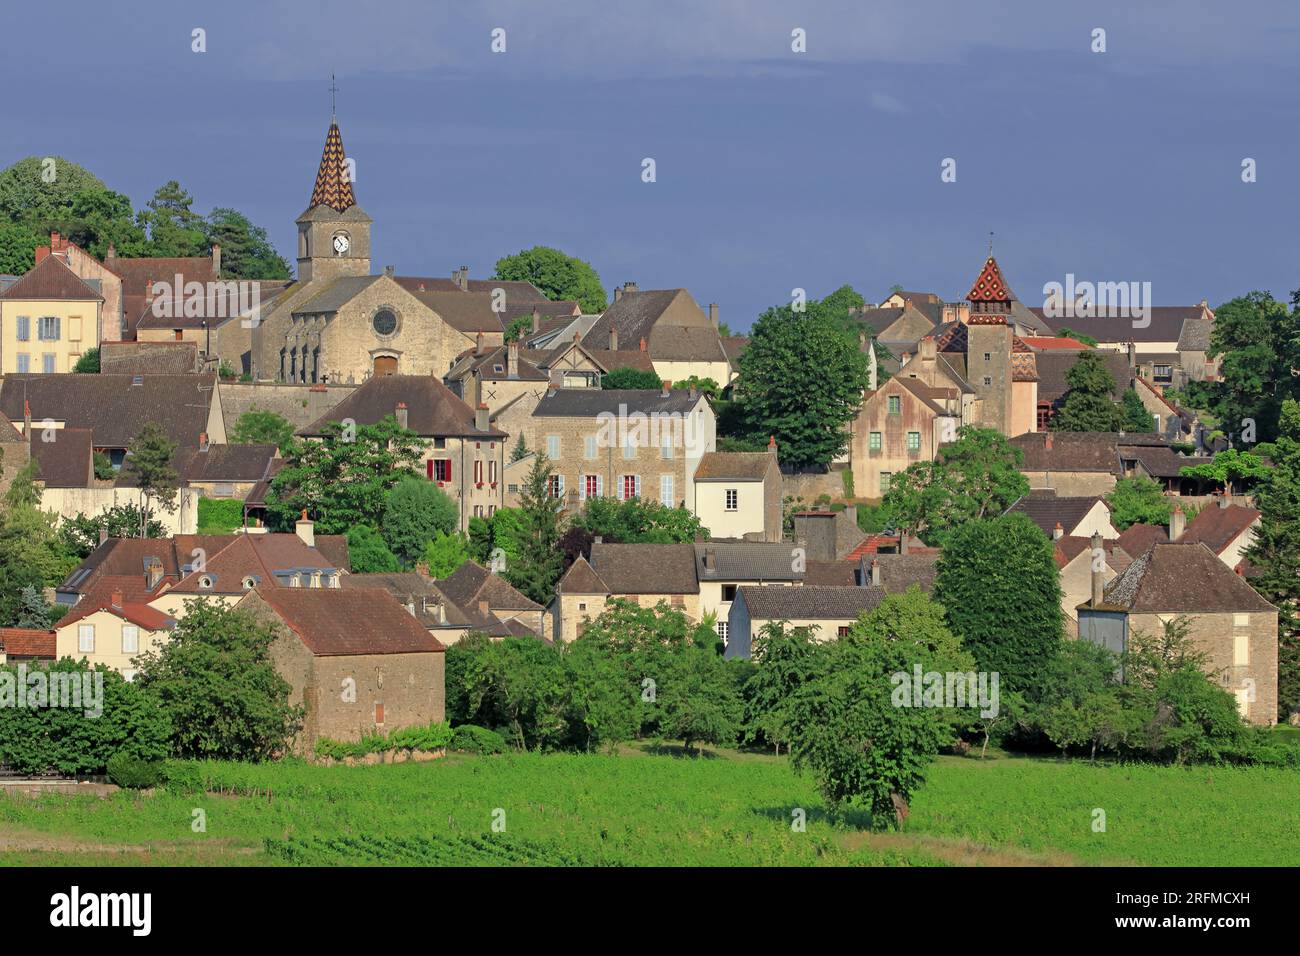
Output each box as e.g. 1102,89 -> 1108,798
110,590 -> 123,609
395,402 -> 409,430
296,510 -> 315,547
199,432 -> 209,452
870,559 -> 882,587
661,380 -> 671,398
1053,522 -> 1064,540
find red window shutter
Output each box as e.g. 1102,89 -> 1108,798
447,459 -> 453,482
427,459 -> 435,480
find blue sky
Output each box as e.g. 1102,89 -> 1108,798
4,0 -> 1298,330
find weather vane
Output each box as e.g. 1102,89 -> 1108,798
330,73 -> 339,120
988,230 -> 994,256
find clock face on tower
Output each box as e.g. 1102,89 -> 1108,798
332,233 -> 350,256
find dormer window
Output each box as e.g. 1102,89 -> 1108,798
242,576 -> 256,590
198,575 -> 213,590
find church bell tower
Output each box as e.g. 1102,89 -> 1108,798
295,116 -> 372,284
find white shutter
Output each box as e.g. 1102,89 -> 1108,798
660,474 -> 673,506
585,436 -> 596,459
634,475 -> 642,499
617,475 -> 625,500
596,474 -> 604,498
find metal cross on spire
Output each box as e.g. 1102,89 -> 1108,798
329,73 -> 339,121
988,230 -> 995,256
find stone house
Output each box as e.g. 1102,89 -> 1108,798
851,373 -> 963,499
691,445 -> 783,542
526,385 -> 715,514
725,584 -> 887,659
177,441 -> 278,503
237,586 -> 446,752
1176,499 -> 1260,572
54,587 -> 176,680
582,285 -> 732,385
1010,431 -> 1209,498
1007,490 -> 1119,540
298,374 -> 507,531
435,560 -> 547,639
1054,534 -> 1132,623
549,542 -> 701,643
1077,540 -> 1279,725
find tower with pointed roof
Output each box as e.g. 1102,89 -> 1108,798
295,119 -> 372,284
965,254 -> 1015,434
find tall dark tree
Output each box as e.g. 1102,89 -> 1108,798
1205,292 -> 1300,445
138,180 -> 207,257
934,513 -> 1064,697
505,456 -> 565,604
205,207 -> 291,279
123,422 -> 179,537
1053,351 -> 1121,431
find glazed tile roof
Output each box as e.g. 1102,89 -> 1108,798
309,122 -> 357,212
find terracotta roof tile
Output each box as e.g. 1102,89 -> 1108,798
251,586 -> 445,655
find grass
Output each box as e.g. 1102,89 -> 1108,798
0,745 -> 1296,866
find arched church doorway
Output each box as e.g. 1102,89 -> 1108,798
374,355 -> 398,377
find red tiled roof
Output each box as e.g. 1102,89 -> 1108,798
58,588 -> 175,632
967,256 -> 1014,303
1181,503 -> 1260,555
0,628 -> 56,658
0,253 -> 102,301
252,586 -> 445,656
1021,336 -> 1094,350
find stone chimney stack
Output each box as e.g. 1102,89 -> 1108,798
395,402 -> 409,431
476,403 -> 490,432
870,559 -> 882,587
211,243 -> 222,276
1053,522 -> 1064,541
296,509 -> 315,548
1090,531 -> 1106,606
507,340 -> 519,378
613,287 -> 623,303
768,435 -> 777,456
1170,504 -> 1186,541
475,331 -> 484,354
1218,493 -> 1229,510
531,307 -> 541,334
609,326 -> 619,351
1044,432 -> 1053,450
454,266 -> 469,291
623,282 -> 638,294
708,303 -> 719,327
199,431 -> 209,452
703,547 -> 716,570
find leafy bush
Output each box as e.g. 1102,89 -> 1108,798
197,497 -> 244,534
451,724 -> 507,755
106,752 -> 165,789
314,722 -> 454,760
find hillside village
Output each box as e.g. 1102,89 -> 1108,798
0,114 -> 1293,775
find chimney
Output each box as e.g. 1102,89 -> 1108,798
613,287 -> 623,302
438,601 -> 447,625
478,599 -> 490,618
531,307 -> 541,334
198,431 -> 209,452
1127,341 -> 1136,371
1169,504 -> 1185,542
99,526 -> 109,546
920,336 -> 936,362
901,351 -> 911,365
547,384 -> 557,398
1052,522 -> 1064,541
455,266 -> 469,292
1090,531 -> 1106,606
145,560 -> 162,591
405,595 -> 417,617
661,380 -> 671,398
475,331 -> 484,354
708,303 -> 719,327
899,533 -> 910,556
639,336 -> 647,352
211,243 -> 222,276
609,326 -> 619,351
1044,432 -> 1053,450
507,340 -> 519,378
1218,492 -> 1229,510
476,403 -> 490,432
623,282 -> 638,294
472,373 -> 482,410
768,435 -> 777,456
110,590 -> 123,610
105,242 -> 117,261
395,402 -> 409,430
703,547 -> 716,570
295,509 -> 315,548
383,264 -> 395,277
34,245 -> 49,264
688,384 -> 698,401
870,559 -> 882,587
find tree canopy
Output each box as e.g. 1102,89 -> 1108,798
493,246 -> 607,313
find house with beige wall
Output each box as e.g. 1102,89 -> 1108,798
725,584 -> 886,659
692,446 -> 782,542
0,253 -> 102,373
581,285 -> 732,385
55,589 -> 175,680
851,373 -> 962,499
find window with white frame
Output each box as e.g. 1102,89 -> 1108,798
660,435 -> 674,459
546,435 -> 560,460
582,474 -> 601,499
78,624 -> 94,653
548,474 -> 565,498
660,474 -> 674,506
584,435 -> 597,459
620,474 -> 640,500
15,316 -> 30,341
716,620 -> 728,643
121,625 -> 139,654
725,488 -> 738,511
907,431 -> 921,451
38,316 -> 60,340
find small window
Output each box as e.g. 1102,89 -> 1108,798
907,431 -> 921,452
880,472 -> 892,493
722,585 -> 738,602
660,437 -> 674,459
982,376 -> 992,387
578,602 -> 587,612
433,459 -> 451,483
434,437 -> 447,450
716,620 -> 729,643
548,474 -> 565,498
78,624 -> 94,653
984,352 -> 991,362
507,483 -> 519,493
38,316 -> 60,341
622,437 -> 636,460
15,354 -> 29,373
242,576 -> 256,590
1234,633 -> 1250,667
1233,613 -> 1250,628
837,626 -> 851,638
121,625 -> 139,654
584,436 -> 597,460
42,353 -> 56,374
15,316 -> 30,342
887,395 -> 901,414
869,431 -> 881,451
199,575 -> 214,589
547,435 -> 561,460
725,488 -> 738,511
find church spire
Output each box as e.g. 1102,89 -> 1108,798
308,121 -> 356,213
966,254 -> 1014,305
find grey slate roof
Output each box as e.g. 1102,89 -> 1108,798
532,388 -> 702,418
1031,305 -> 1207,343
294,276 -> 383,314
694,451 -> 774,482
1092,542 -> 1275,614
695,542 -> 803,582
737,584 -> 887,620
867,553 -> 940,595
589,542 -> 699,594
1176,317 -> 1213,352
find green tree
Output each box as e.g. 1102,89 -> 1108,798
14,585 -> 61,628
493,246 -> 607,314
122,422 -> 179,537
572,496 -> 709,543
1053,350 -> 1122,431
59,504 -> 165,559
0,156 -> 110,224
883,427 -> 1028,545
601,367 -> 662,390
1120,389 -> 1155,432
1179,448 -> 1270,496
135,599 -> 304,761
0,221 -> 45,275
381,476 -> 458,568
735,293 -> 869,469
1104,476 -> 1172,531
935,513 -> 1064,697
656,646 -> 743,754
1242,401 -> 1300,719
138,180 -> 207,258
786,592 -> 974,827
510,434 -> 528,462
72,347 -> 100,374
505,457 -> 564,604
230,408 -> 297,454
1053,327 -> 1099,347
0,463 -> 77,624
345,524 -> 400,573
267,416 -> 424,534
204,207 -> 291,279
1206,291 -> 1300,444
743,622 -> 823,755
424,531 -> 471,578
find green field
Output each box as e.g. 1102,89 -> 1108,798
0,745 -> 1296,866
